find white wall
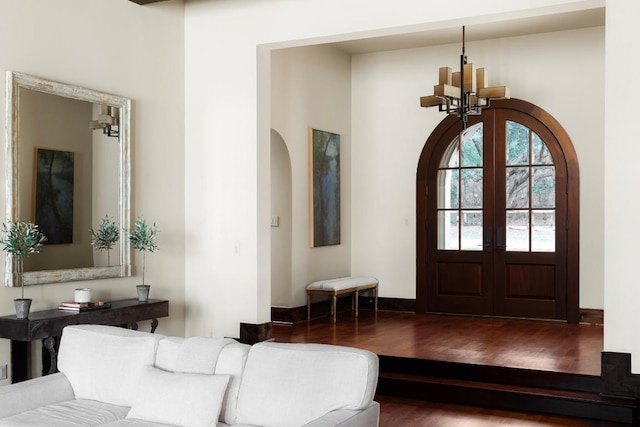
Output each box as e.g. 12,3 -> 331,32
0,0 -> 185,385
270,45 -> 352,308
185,0 -> 605,339
604,1 -> 640,373
351,27 -> 605,308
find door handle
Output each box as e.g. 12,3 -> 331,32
496,227 -> 506,251
482,227 -> 492,252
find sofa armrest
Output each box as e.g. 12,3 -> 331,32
0,373 -> 75,418
302,402 -> 380,427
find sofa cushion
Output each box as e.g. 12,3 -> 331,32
57,325 -> 164,407
0,399 -> 129,427
155,336 -> 235,374
126,366 -> 229,427
155,337 -> 249,425
214,343 -> 251,425
0,372 -> 75,418
235,342 -> 378,427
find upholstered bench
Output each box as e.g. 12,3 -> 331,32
307,276 -> 379,323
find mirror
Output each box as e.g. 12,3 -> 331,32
5,71 -> 131,286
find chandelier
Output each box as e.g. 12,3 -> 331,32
420,26 -> 510,129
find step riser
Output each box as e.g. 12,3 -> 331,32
380,355 -> 601,394
378,377 -> 636,424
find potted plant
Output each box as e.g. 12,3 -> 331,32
127,217 -> 159,302
0,221 -> 47,318
90,215 -> 119,266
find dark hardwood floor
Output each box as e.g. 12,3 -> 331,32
377,395 -> 626,426
272,310 -> 611,426
273,310 -> 602,375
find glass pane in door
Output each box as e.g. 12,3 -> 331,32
532,166 -> 555,208
438,210 -> 459,250
437,169 -> 459,209
461,210 -> 482,251
532,210 -> 555,252
506,121 -> 529,165
506,167 -> 529,209
532,132 -> 553,165
507,210 -> 529,251
440,138 -> 459,168
461,168 -> 482,209
461,126 -> 483,167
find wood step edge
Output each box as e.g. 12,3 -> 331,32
378,372 -> 636,407
379,355 -> 601,393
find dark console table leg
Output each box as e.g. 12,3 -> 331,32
42,336 -> 59,375
10,340 -> 28,384
128,322 -> 139,331
150,318 -> 158,333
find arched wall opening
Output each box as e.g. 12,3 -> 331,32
270,128 -> 293,307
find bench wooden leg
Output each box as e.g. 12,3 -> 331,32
374,286 -> 378,313
355,290 -> 360,318
307,292 -> 311,322
332,294 -> 337,323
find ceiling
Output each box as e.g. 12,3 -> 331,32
126,2 -> 604,55
329,8 -> 604,54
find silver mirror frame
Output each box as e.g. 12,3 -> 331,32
5,71 -> 131,286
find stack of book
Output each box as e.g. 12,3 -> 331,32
58,301 -> 111,312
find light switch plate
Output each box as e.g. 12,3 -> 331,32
271,216 -> 280,227
0,364 -> 7,380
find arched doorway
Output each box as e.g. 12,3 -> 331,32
416,99 -> 580,322
270,129 -> 293,307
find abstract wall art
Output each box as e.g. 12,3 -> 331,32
33,148 -> 74,244
309,128 -> 340,247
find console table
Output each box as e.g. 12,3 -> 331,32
0,298 -> 169,383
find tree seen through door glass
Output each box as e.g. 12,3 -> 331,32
506,121 -> 555,252
437,123 -> 483,250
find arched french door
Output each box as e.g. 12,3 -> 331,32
416,99 -> 580,322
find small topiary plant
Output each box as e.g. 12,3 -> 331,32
127,218 -> 159,286
90,215 -> 120,266
0,221 -> 47,299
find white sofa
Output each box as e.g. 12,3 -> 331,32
0,325 -> 379,427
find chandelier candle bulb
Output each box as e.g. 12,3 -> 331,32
434,84 -> 460,99
439,67 -> 452,85
477,68 -> 488,89
420,96 -> 446,108
478,86 -> 511,99
463,63 -> 477,93
452,71 -> 461,88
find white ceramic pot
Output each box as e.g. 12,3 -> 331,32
74,288 -> 93,303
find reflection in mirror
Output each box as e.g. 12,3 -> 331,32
5,71 -> 131,286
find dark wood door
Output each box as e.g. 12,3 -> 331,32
424,116 -> 494,315
417,100 -> 577,321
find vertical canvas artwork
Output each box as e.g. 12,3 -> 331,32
310,128 -> 340,247
34,148 -> 74,244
